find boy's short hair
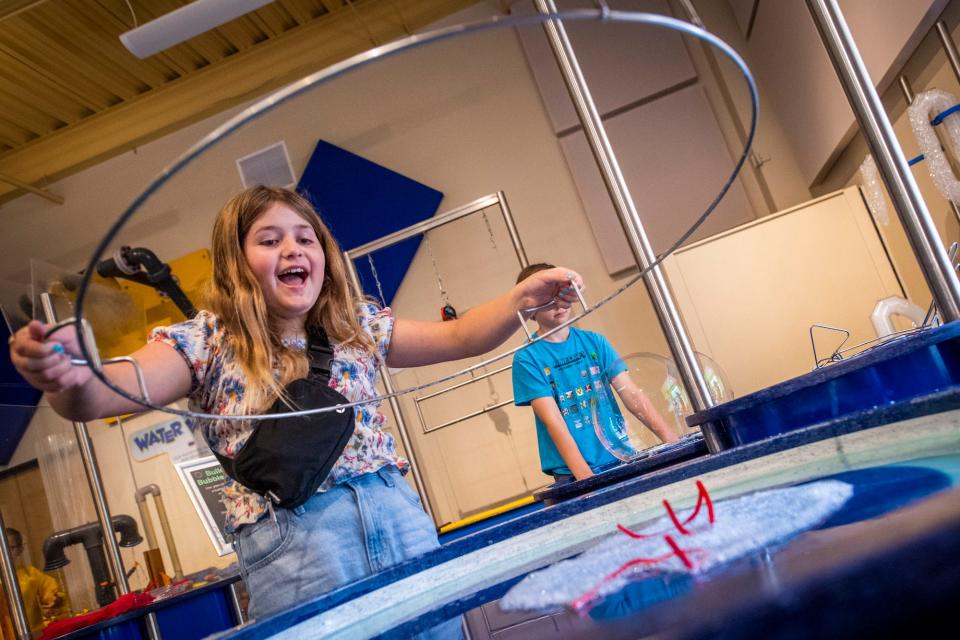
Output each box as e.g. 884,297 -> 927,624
5,527 -> 22,548
516,262 -> 555,284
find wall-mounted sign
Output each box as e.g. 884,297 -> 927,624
128,417 -> 209,463
174,456 -> 233,556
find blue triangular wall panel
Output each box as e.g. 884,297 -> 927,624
297,140 -> 443,307
0,320 -> 41,465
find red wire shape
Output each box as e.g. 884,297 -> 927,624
572,480 -> 717,612
618,479 -> 715,539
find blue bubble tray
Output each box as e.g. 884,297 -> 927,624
687,321 -> 960,450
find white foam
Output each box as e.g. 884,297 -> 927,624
501,480 -> 853,611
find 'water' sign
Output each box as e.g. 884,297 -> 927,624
128,418 -> 206,463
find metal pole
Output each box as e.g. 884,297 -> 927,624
0,512 -> 31,640
899,76 -> 914,103
38,295 -> 130,599
495,191 -> 529,268
342,257 -> 436,522
227,582 -> 245,624
39,295 -> 162,638
936,21 -> 960,86
898,76 -> 960,228
807,0 -> 960,321
532,0 -> 716,413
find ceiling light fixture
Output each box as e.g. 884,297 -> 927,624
119,0 -> 274,59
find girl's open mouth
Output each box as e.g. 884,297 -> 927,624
277,266 -> 308,286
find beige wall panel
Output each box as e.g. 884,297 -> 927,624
559,83 -> 755,273
726,0 -> 758,38
111,409 -> 236,580
686,0 -> 812,213
514,0 -> 697,133
663,187 -> 904,398
745,0 -> 947,184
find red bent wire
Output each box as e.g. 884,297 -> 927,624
618,479 -> 715,539
571,534 -> 703,612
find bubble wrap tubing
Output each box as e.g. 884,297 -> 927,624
501,480 -> 853,612
859,154 -> 890,226
908,89 -> 960,204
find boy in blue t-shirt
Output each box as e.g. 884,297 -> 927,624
512,263 -> 678,484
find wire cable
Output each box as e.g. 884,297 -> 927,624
70,8 -> 759,422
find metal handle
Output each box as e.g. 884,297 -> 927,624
41,314 -> 152,403
516,278 -> 589,340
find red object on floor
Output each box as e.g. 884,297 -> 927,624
41,592 -> 155,639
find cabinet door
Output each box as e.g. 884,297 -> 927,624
662,187 -> 906,396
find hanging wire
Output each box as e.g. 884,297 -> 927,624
366,254 -> 388,307
481,207 -> 498,250
423,233 -> 450,306
123,0 -> 138,28
69,8 -> 759,422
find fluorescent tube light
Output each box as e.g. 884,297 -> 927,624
120,0 -> 274,59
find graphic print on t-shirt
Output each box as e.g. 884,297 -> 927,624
543,347 -> 608,432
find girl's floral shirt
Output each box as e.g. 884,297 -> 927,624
149,304 -> 408,532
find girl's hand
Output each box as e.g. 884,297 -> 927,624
515,267 -> 584,314
8,320 -> 92,393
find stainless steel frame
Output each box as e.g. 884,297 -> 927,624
38,295 -> 161,639
807,0 -> 960,322
532,0 -> 718,422
344,192 -> 529,521
0,510 -> 31,640
414,365 -> 514,435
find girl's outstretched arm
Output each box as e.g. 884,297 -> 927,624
387,267 -> 583,368
9,320 -> 193,422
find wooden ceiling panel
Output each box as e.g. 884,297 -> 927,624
0,118 -> 33,147
278,0 -> 316,26
7,19 -> 139,99
0,0 -> 477,204
0,87 -> 65,134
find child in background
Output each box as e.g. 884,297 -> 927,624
5,528 -> 64,633
9,186 -> 583,633
512,263 -> 678,485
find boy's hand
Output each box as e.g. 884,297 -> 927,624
9,320 -> 92,393
515,267 -> 584,315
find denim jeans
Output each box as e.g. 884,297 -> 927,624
233,465 -> 461,638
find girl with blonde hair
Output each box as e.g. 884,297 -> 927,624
9,185 -> 583,630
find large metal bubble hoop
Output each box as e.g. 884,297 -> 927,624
72,8 -> 758,422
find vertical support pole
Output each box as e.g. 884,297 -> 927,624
936,21 -> 960,86
227,582 -> 245,624
342,256 -> 436,523
39,295 -> 162,638
0,512 -> 31,640
807,0 -> 960,322
495,191 -> 529,268
532,1 -> 717,418
38,297 -> 129,596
